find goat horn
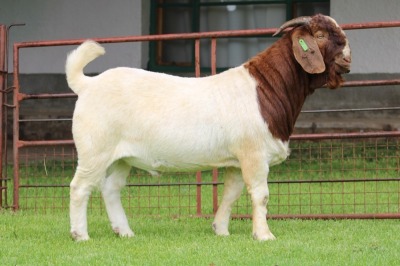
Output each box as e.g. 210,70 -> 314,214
273,16 -> 312,36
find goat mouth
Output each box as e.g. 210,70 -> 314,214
335,62 -> 351,74
334,55 -> 351,74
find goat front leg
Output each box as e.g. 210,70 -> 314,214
102,161 -> 134,238
212,167 -> 244,236
241,159 -> 275,241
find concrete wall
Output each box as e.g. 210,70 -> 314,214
331,0 -> 400,74
1,1 -> 399,139
0,0 -> 150,73
1,1 -> 398,74
1,0 -> 151,140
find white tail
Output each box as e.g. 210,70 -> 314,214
65,40 -> 105,94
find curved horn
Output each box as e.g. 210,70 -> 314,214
273,16 -> 312,36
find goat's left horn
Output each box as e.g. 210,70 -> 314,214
273,16 -> 312,36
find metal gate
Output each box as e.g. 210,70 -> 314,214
3,20 -> 400,219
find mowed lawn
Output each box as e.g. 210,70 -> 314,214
1,210 -> 399,265
3,138 -> 400,264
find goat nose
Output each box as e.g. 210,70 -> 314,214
343,55 -> 351,63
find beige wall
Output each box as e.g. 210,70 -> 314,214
0,0 -> 149,73
331,0 -> 400,74
1,1 -> 398,74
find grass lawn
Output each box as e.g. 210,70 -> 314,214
1,210 -> 400,265
14,138 -> 400,218
2,138 -> 399,264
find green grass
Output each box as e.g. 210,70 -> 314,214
2,139 -> 400,264
1,210 -> 400,265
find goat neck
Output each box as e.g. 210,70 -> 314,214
244,34 -> 315,142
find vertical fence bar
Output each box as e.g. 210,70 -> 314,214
210,38 -> 217,75
12,43 -> 20,210
195,39 -> 200,77
196,172 -> 202,216
212,169 -> 218,214
194,39 -> 202,216
210,38 -> 219,214
0,25 -> 6,208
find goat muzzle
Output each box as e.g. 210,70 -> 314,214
335,62 -> 351,74
335,54 -> 351,74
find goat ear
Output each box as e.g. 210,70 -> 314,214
292,30 -> 325,74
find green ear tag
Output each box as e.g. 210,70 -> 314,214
299,39 -> 309,51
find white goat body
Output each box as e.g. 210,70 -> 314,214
67,14 -> 351,241
67,41 -> 288,241
68,45 -> 289,175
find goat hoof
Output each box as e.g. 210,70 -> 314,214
71,231 -> 90,241
212,222 -> 230,236
120,230 -> 135,238
253,231 -> 276,241
113,227 -> 135,238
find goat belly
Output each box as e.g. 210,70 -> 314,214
112,128 -> 289,175
122,155 -> 241,175
118,142 -> 241,174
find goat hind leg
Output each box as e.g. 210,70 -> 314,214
212,167 -> 244,236
70,167 -> 101,241
101,161 -> 134,238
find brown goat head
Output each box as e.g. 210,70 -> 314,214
275,14 -> 351,89
244,14 -> 351,141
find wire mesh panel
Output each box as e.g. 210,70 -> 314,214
123,171 -> 213,217
14,136 -> 400,219
17,145 -> 76,212
230,136 -> 400,218
15,145 -> 216,216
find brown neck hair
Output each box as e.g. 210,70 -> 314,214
244,33 -> 327,142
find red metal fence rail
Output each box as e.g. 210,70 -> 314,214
5,20 -> 400,219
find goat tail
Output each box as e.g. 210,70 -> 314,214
65,40 -> 105,94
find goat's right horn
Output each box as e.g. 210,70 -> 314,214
273,16 -> 312,36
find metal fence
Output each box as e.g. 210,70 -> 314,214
1,20 -> 400,219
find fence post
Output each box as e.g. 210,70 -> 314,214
0,25 -> 6,208
194,39 -> 202,216
210,38 -> 219,214
12,42 -> 20,210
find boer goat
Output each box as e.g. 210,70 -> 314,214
66,14 -> 351,241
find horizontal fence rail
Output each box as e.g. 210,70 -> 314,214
5,20 -> 400,219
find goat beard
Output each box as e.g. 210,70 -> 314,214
326,64 -> 345,89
